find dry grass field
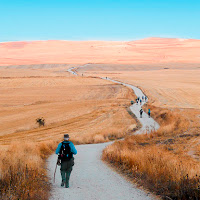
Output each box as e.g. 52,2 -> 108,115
1,37 -> 200,199
0,65 -> 137,199
79,64 -> 200,199
103,105 -> 200,199
80,66 -> 200,109
0,65 -> 136,142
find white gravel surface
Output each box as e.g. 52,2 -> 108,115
105,78 -> 160,134
67,67 -> 77,75
47,72 -> 159,200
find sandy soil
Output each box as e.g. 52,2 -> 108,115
0,38 -> 200,66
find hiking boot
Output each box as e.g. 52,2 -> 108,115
61,181 -> 65,187
65,182 -> 69,188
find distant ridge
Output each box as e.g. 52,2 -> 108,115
0,38 -> 200,66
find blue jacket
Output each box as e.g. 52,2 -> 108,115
56,141 -> 77,155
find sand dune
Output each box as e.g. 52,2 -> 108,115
0,37 -> 200,66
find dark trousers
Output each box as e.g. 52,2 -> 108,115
60,158 -> 74,187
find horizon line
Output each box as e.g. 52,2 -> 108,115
0,36 -> 199,44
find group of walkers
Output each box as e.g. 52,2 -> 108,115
139,108 -> 151,118
136,96 -> 151,118
136,96 -> 147,105
135,96 -> 151,118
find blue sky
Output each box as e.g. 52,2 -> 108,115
0,0 -> 199,42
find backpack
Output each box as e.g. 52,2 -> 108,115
59,142 -> 73,161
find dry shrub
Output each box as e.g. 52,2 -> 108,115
93,134 -> 106,143
71,127 -> 133,145
0,140 -> 57,200
195,144 -> 200,157
38,141 -> 57,159
144,104 -> 189,137
103,105 -> 200,199
103,143 -> 200,199
70,107 -> 137,145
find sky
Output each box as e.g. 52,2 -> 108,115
0,0 -> 200,42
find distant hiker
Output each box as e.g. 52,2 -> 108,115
145,96 -> 147,102
140,99 -> 142,105
56,134 -> 77,188
140,109 -> 143,118
148,109 -> 151,118
142,96 -> 144,101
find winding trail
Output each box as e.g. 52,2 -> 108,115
47,68 -> 160,200
67,67 -> 77,75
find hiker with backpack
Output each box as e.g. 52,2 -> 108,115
148,109 -> 151,118
140,109 -> 143,118
56,134 -> 77,188
142,96 -> 144,101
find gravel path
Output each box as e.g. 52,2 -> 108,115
67,67 -> 77,75
47,71 -> 159,200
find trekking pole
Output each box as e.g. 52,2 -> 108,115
53,158 -> 58,183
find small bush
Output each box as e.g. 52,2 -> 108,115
36,118 -> 45,127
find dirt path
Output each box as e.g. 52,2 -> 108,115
47,70 -> 159,200
103,78 -> 159,134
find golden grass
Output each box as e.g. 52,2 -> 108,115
0,140 -> 57,200
83,65 -> 200,198
103,144 -> 200,199
194,144 -> 200,158
102,104 -> 200,199
71,106 -> 139,144
0,70 -> 136,140
0,76 -> 113,136
143,104 -> 190,137
83,68 -> 200,109
0,66 -> 137,199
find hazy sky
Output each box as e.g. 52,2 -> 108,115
0,0 -> 199,42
